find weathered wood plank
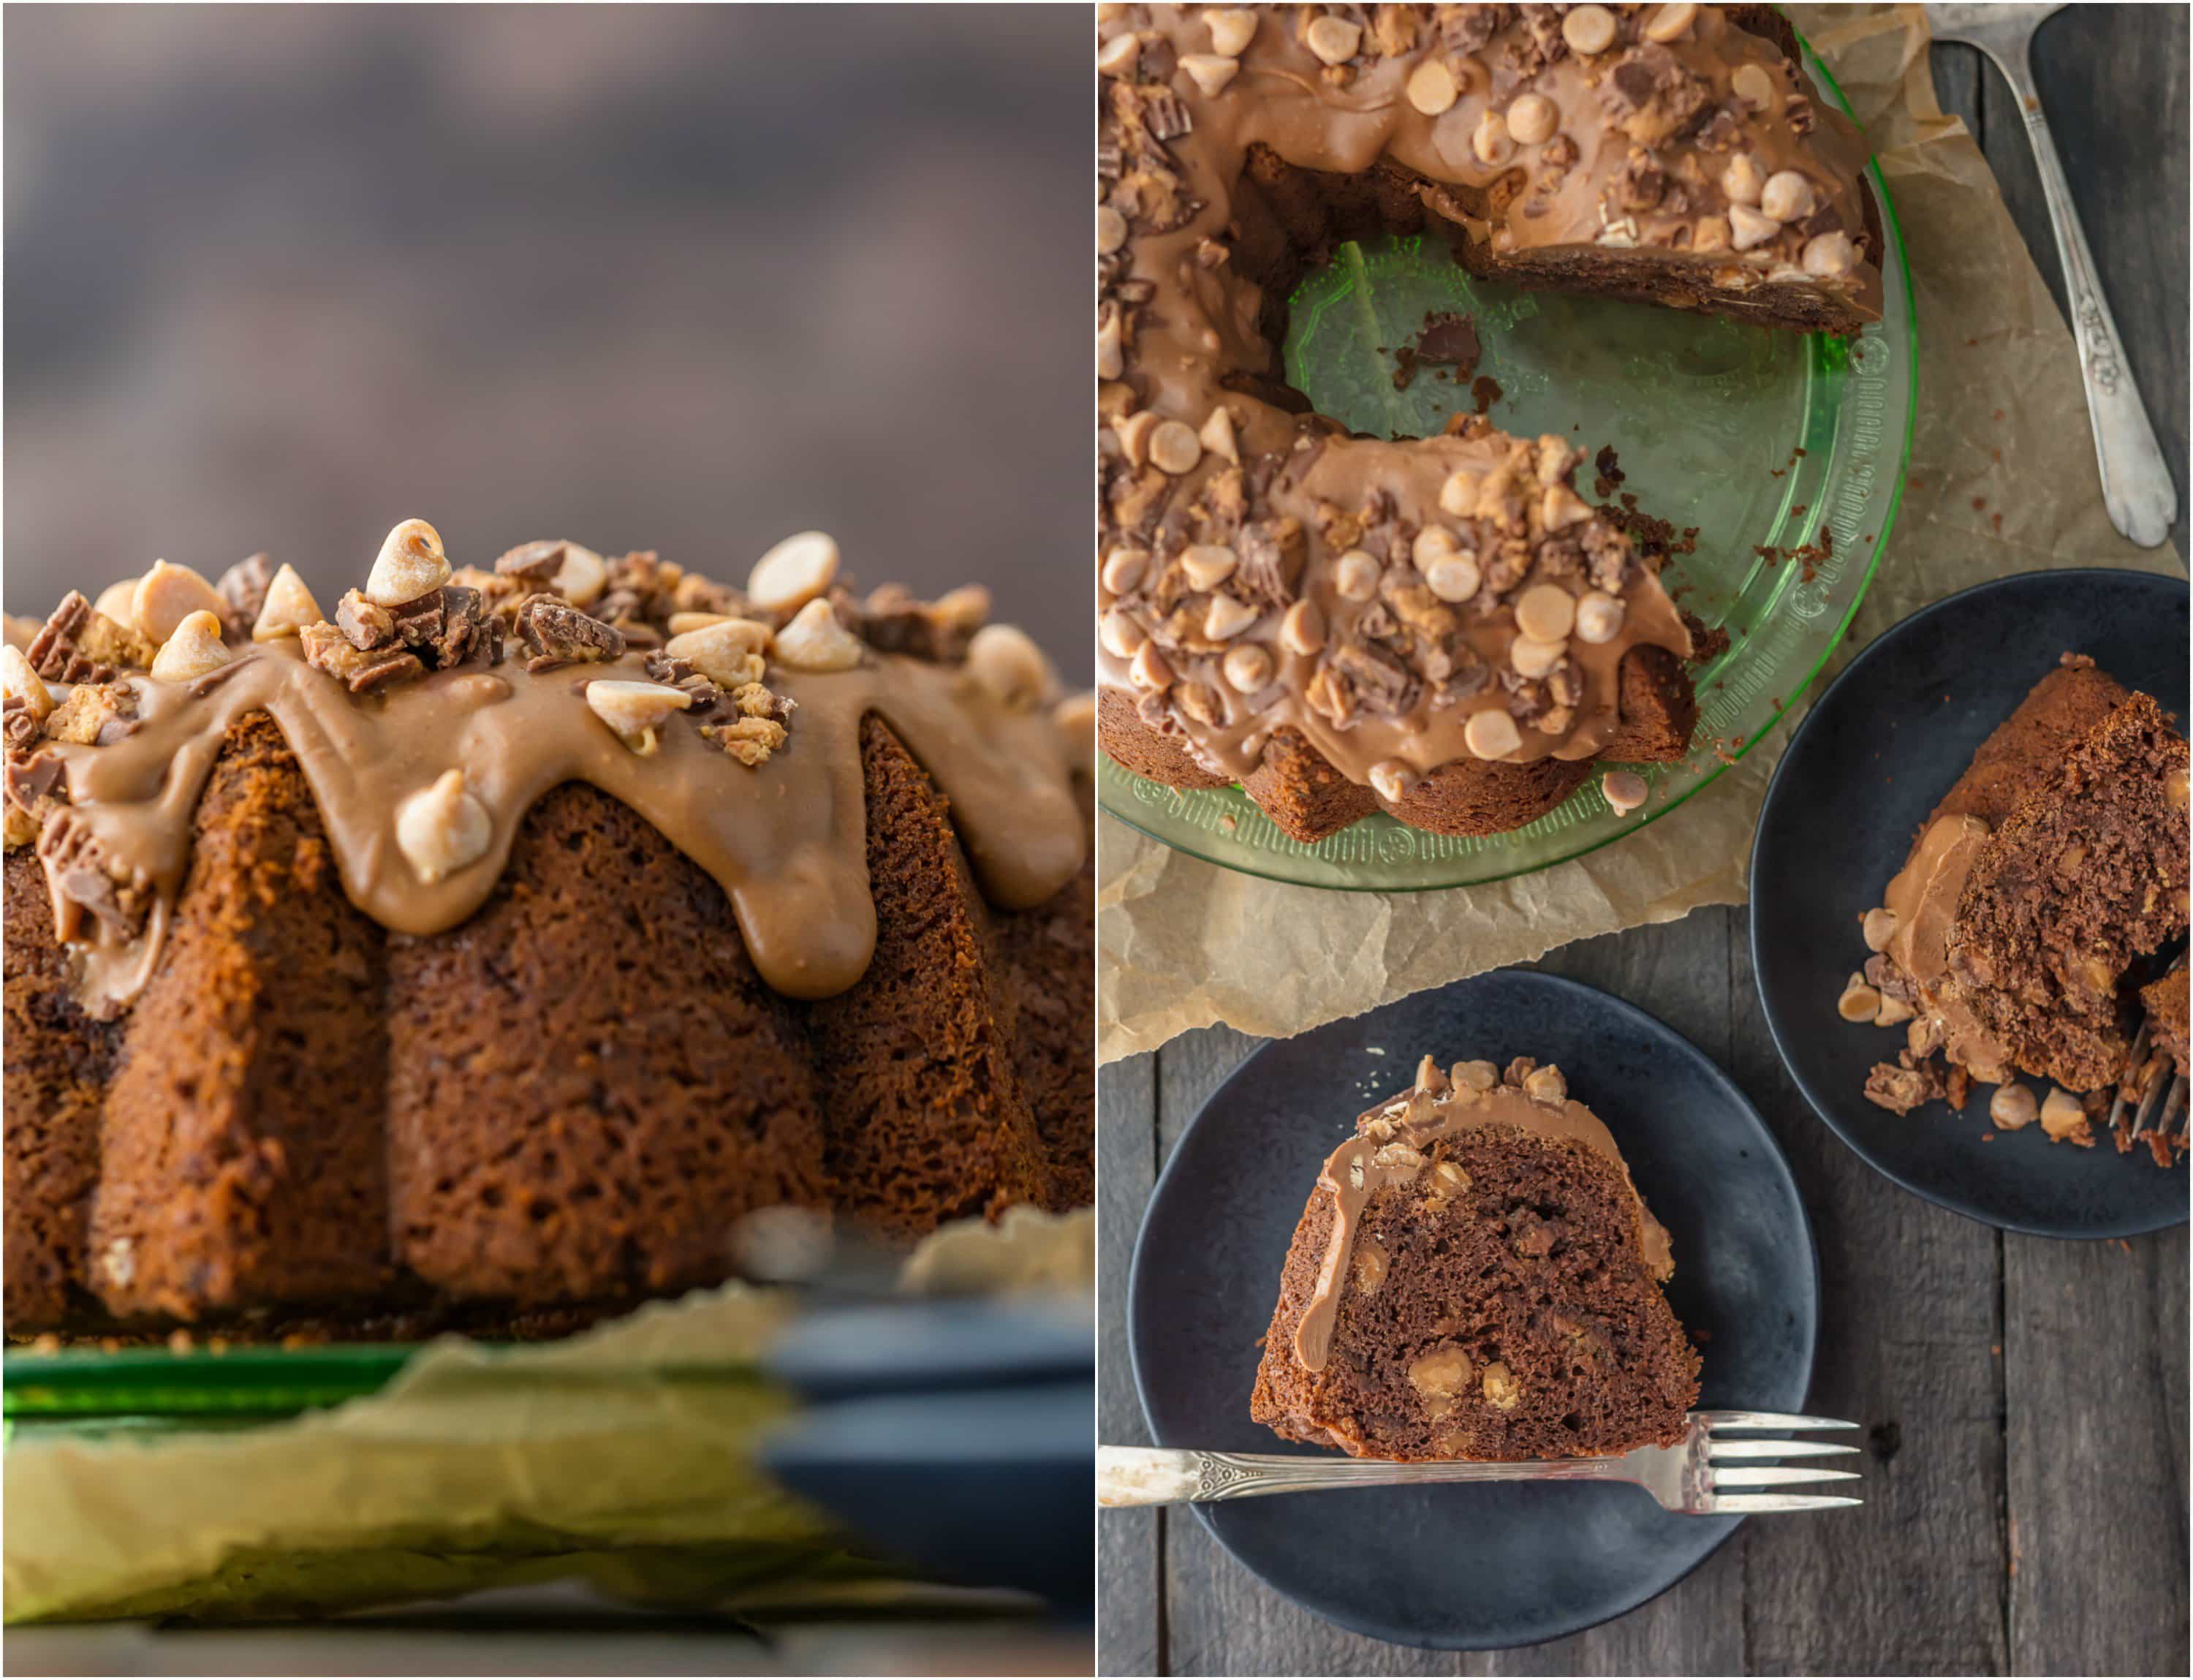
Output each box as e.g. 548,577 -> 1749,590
1729,911 -> 2011,1676
1099,1050 -> 1163,1679
2002,1227 -> 2190,1677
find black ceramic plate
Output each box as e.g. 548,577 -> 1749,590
1128,971 -> 1819,1651
1751,568 -> 2190,1239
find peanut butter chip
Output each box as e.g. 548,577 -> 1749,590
1480,1361 -> 1522,1411
1729,203 -> 1781,251
1305,15 -> 1360,64
586,678 -> 693,755
1602,770 -> 1648,815
1179,53 -> 1238,97
1472,111 -> 1513,166
1368,759 -> 1412,803
1148,420 -> 1202,476
1204,594 -> 1257,641
148,610 -> 232,684
773,599 -> 864,671
1182,544 -> 1238,590
1514,583 -> 1576,643
94,579 -> 141,632
1425,556 -> 1480,604
1861,907 -> 1898,953
1644,1 -> 1699,42
1097,205 -> 1129,254
1222,643 -> 1273,693
1199,405 -> 1241,465
1205,7 -> 1257,56
1732,62 -> 1776,110
1506,93 -> 1557,147
1803,232 -> 1857,279
1129,641 -> 1173,690
1412,526 -> 1461,571
1279,599 -> 1325,657
132,561 -> 229,644
2039,1086 -> 2089,1141
251,564 -> 326,643
1561,4 -> 1616,55
664,618 -> 773,687
1836,972 -> 1882,1023
1542,484 -> 1593,531
1406,58 -> 1458,117
1463,708 -> 1520,760
747,530 -> 840,612
1097,31 -> 1140,76
0,645 -> 52,721
1335,549 -> 1382,602
1101,546 -> 1149,595
1439,470 -> 1481,518
1723,154 -> 1765,206
966,624 -> 1054,711
1098,312 -> 1124,381
1760,170 -> 1817,223
1510,635 -> 1565,680
395,768 -> 492,884
1574,590 -> 1625,644
1989,1083 -> 2037,1130
1100,608 -> 1148,660
364,521 -> 452,608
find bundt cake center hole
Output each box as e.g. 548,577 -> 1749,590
1281,233 -> 1492,444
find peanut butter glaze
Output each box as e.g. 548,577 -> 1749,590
1294,1055 -> 1673,1371
1098,4 -> 1880,796
35,640 -> 1086,1012
1882,813 -> 2012,1083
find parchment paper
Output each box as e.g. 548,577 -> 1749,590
1099,3 -> 2185,1064
4,1207 -> 1091,1624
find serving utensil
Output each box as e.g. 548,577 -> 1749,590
2108,950 -> 2189,1158
1099,1410 -> 1862,1516
1925,4 -> 2175,548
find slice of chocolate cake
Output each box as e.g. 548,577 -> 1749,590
1250,1056 -> 1699,1463
1849,656 -> 2189,1161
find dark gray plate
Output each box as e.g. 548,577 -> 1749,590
1127,971 -> 1819,1651
1751,568 -> 2190,1238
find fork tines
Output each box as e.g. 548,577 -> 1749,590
1698,1410 -> 1864,1512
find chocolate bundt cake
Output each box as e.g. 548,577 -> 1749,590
4,526 -> 1094,1338
1251,1053 -> 1699,1461
1096,4 -> 1882,842
1849,656 -> 2189,1164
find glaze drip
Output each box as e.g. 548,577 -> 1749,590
37,640 -> 1086,1010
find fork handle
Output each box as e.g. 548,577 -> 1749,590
1993,42 -> 2176,548
1096,1445 -> 1621,1506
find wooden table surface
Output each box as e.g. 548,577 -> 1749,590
1096,11 -> 2190,1676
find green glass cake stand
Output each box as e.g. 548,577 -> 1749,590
1099,47 -> 1917,892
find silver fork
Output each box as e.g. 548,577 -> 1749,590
1925,4 -> 2175,548
1099,1411 -> 1862,1516
2108,950 -> 2188,1157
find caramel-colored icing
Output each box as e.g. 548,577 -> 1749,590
1882,813 -> 2012,1083
1294,1067 -> 1673,1372
36,641 -> 1086,1012
1097,4 -> 1881,790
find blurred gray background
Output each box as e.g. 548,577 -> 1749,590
4,4 -> 1087,669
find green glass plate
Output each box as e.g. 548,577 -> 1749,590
1099,45 -> 1917,892
4,1344 -> 420,1434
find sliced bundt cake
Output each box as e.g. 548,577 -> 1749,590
1850,656 -> 2189,1162
1098,4 -> 1881,842
1251,1054 -> 1698,1461
4,524 -> 1093,1338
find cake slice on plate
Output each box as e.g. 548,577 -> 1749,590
1850,655 -> 2189,1162
1250,1055 -> 1699,1462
